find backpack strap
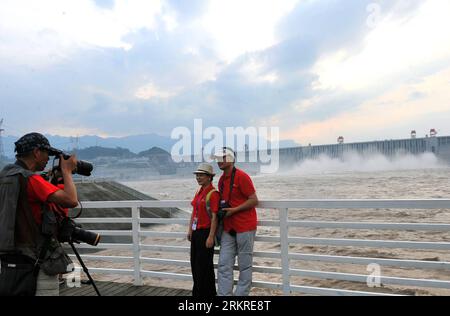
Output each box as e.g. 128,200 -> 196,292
205,189 -> 218,219
205,189 -> 222,247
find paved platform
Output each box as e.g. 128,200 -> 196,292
60,281 -> 192,296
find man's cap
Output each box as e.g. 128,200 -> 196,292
193,163 -> 216,176
14,132 -> 60,156
211,147 -> 235,162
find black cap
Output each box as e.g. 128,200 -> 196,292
14,132 -> 60,156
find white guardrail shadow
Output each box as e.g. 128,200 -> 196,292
65,199 -> 450,296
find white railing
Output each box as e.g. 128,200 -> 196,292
67,199 -> 450,296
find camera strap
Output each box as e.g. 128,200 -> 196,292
34,202 -> 56,275
219,167 -> 236,203
33,236 -> 52,276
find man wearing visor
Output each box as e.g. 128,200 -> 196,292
212,147 -> 259,296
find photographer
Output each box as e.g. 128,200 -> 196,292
0,132 -> 78,296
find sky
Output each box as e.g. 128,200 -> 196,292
1,0 -> 450,146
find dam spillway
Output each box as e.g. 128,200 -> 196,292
183,135 -> 450,173
274,135 -> 450,164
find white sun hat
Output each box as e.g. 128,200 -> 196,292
193,163 -> 216,176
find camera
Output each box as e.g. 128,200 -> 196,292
58,217 -> 101,246
218,200 -> 230,221
51,149 -> 93,177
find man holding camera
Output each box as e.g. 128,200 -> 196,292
0,132 -> 78,296
213,147 -> 258,296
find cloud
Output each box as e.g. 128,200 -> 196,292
314,0 -> 450,92
1,0 -> 449,147
277,0 -> 424,47
182,0 -> 398,124
93,0 -> 114,10
409,91 -> 427,101
165,0 -> 207,22
201,0 -> 299,62
282,66 -> 450,144
0,0 -> 163,67
135,83 -> 180,100
257,0 -> 450,143
0,14 -> 223,135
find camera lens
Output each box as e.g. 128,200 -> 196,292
76,160 -> 93,177
72,227 -> 101,246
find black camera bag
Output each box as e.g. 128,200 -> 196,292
0,254 -> 37,296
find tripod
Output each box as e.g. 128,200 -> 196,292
69,242 -> 101,296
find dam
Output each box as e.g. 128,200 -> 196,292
176,133 -> 450,175
270,134 -> 450,165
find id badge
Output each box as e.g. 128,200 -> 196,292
192,217 -> 198,231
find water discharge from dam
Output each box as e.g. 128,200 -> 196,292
282,151 -> 445,176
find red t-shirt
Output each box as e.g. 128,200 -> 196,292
218,168 -> 257,233
190,184 -> 220,230
27,175 -> 61,225
53,184 -> 69,217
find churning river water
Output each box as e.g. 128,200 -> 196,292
91,153 -> 450,295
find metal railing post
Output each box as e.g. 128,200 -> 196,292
279,208 -> 291,295
132,205 -> 142,286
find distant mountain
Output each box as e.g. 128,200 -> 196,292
56,133 -> 177,154
138,146 -> 177,175
1,133 -> 301,158
75,146 -> 137,160
2,133 -> 177,158
138,146 -> 172,157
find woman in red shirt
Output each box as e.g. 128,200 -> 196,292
187,163 -> 220,297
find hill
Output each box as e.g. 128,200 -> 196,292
138,147 -> 177,175
75,146 -> 137,160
